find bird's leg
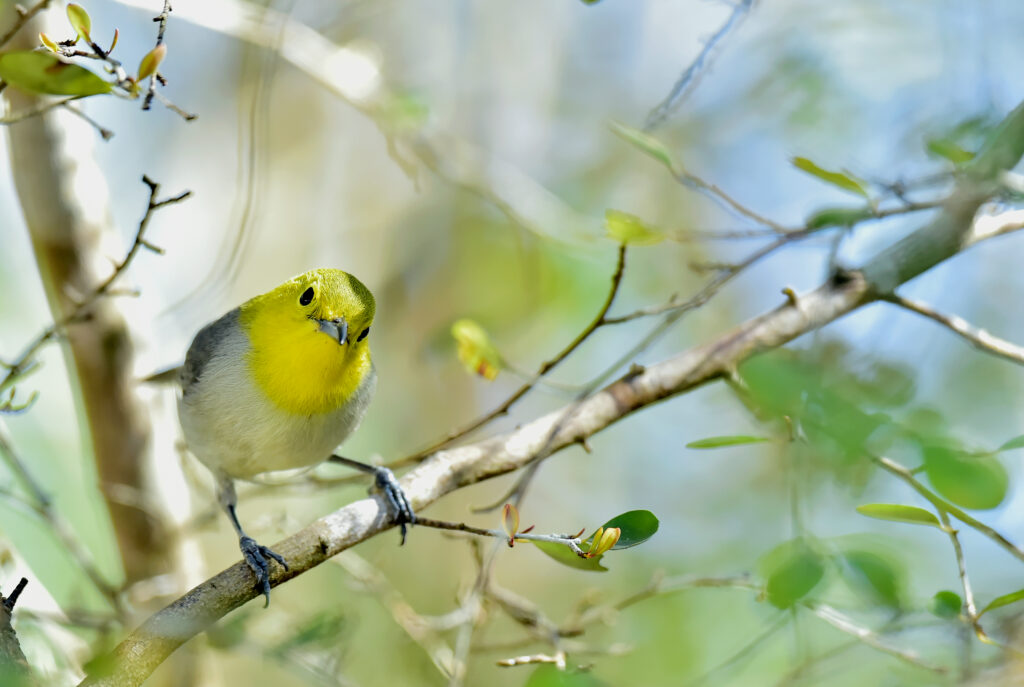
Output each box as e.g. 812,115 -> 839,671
329,455 -> 416,544
218,477 -> 288,607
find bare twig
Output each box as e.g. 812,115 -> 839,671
142,0 -> 173,111
0,95 -> 86,125
804,602 -> 946,675
0,0 -> 51,49
0,176 -> 191,394
884,293 -> 1024,366
414,517 -> 587,555
644,0 -> 755,131
398,244 -> 628,465
496,652 -> 565,668
61,101 -> 114,140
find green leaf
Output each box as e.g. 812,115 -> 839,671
927,138 -> 975,165
855,503 -> 941,529
792,157 -> 869,197
66,4 -> 92,42
137,43 -> 166,81
594,510 -> 659,549
805,206 -> 874,230
0,51 -> 111,96
533,539 -> 608,572
931,590 -> 962,619
997,435 -> 1024,452
838,549 -> 902,609
686,435 -> 771,449
979,589 -> 1024,618
605,209 -> 664,245
923,445 -> 1008,510
526,665 -> 608,687
609,120 -> 676,171
759,538 -> 825,609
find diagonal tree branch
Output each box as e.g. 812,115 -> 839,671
79,98 -> 1024,687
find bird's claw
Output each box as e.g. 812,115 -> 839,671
373,467 -> 416,545
239,535 -> 288,607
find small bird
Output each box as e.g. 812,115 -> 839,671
177,268 -> 414,604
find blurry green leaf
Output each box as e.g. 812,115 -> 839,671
931,590 -> 962,619
927,139 -> 975,165
997,435 -> 1024,452
205,610 -> 253,650
379,91 -> 429,133
526,665 -> 608,687
855,503 -> 941,529
593,510 -> 659,549
533,539 -> 608,572
0,51 -> 111,96
605,209 -> 664,245
838,549 -> 903,609
272,612 -> 348,654
451,318 -> 501,380
686,435 -> 771,449
923,445 -> 1008,510
759,538 -> 825,609
609,120 -> 675,171
137,43 -> 166,80
66,4 -> 91,42
979,589 -> 1024,617
806,206 -> 874,230
792,157 -> 869,197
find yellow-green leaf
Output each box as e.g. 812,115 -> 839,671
979,588 -> 1024,617
0,51 -> 111,96
927,139 -> 975,165
931,590 -> 962,619
451,319 -> 501,381
686,435 -> 771,449
855,503 -> 941,528
792,157 -> 869,198
609,121 -> 676,172
759,538 -> 825,609
137,43 -> 166,81
39,33 -> 59,52
605,209 -> 664,245
923,445 -> 1008,510
806,206 -> 874,230
67,4 -> 92,43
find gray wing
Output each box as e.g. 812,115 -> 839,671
180,308 -> 241,395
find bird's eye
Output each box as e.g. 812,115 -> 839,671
356,327 -> 370,342
299,287 -> 315,306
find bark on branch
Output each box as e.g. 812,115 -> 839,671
81,99 -> 1024,687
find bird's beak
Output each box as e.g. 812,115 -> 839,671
316,317 -> 349,345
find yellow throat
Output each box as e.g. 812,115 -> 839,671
239,269 -> 375,416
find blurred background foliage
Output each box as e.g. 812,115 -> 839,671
3,0 -> 1024,685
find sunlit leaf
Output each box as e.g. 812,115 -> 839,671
759,538 -> 825,609
0,51 -> 111,96
593,510 -> 658,549
137,43 -> 166,81
923,445 -> 1008,510
605,209 -> 664,245
855,503 -> 941,528
686,435 -> 771,449
66,4 -> 92,42
792,156 -> 869,197
806,206 -> 874,230
609,120 -> 676,171
978,589 -> 1024,618
997,435 -> 1024,452
450,318 -> 501,380
38,33 -> 58,52
838,549 -> 903,609
931,590 -> 962,619
533,539 -> 608,572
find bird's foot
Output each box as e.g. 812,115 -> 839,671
372,467 -> 416,544
239,535 -> 288,607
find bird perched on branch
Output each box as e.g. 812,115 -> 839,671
176,268 -> 414,604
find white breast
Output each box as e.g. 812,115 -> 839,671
177,310 -> 375,480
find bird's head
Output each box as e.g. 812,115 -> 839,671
240,268 -> 376,414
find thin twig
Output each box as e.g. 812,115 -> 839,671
143,1 -> 173,111
885,294 -> 1024,366
0,95 -> 86,125
0,176 -> 190,394
871,455 -> 1024,564
397,244 -> 628,466
62,101 -> 114,140
644,0 -> 755,131
803,602 -> 946,675
0,0 -> 51,49
415,517 -> 588,556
